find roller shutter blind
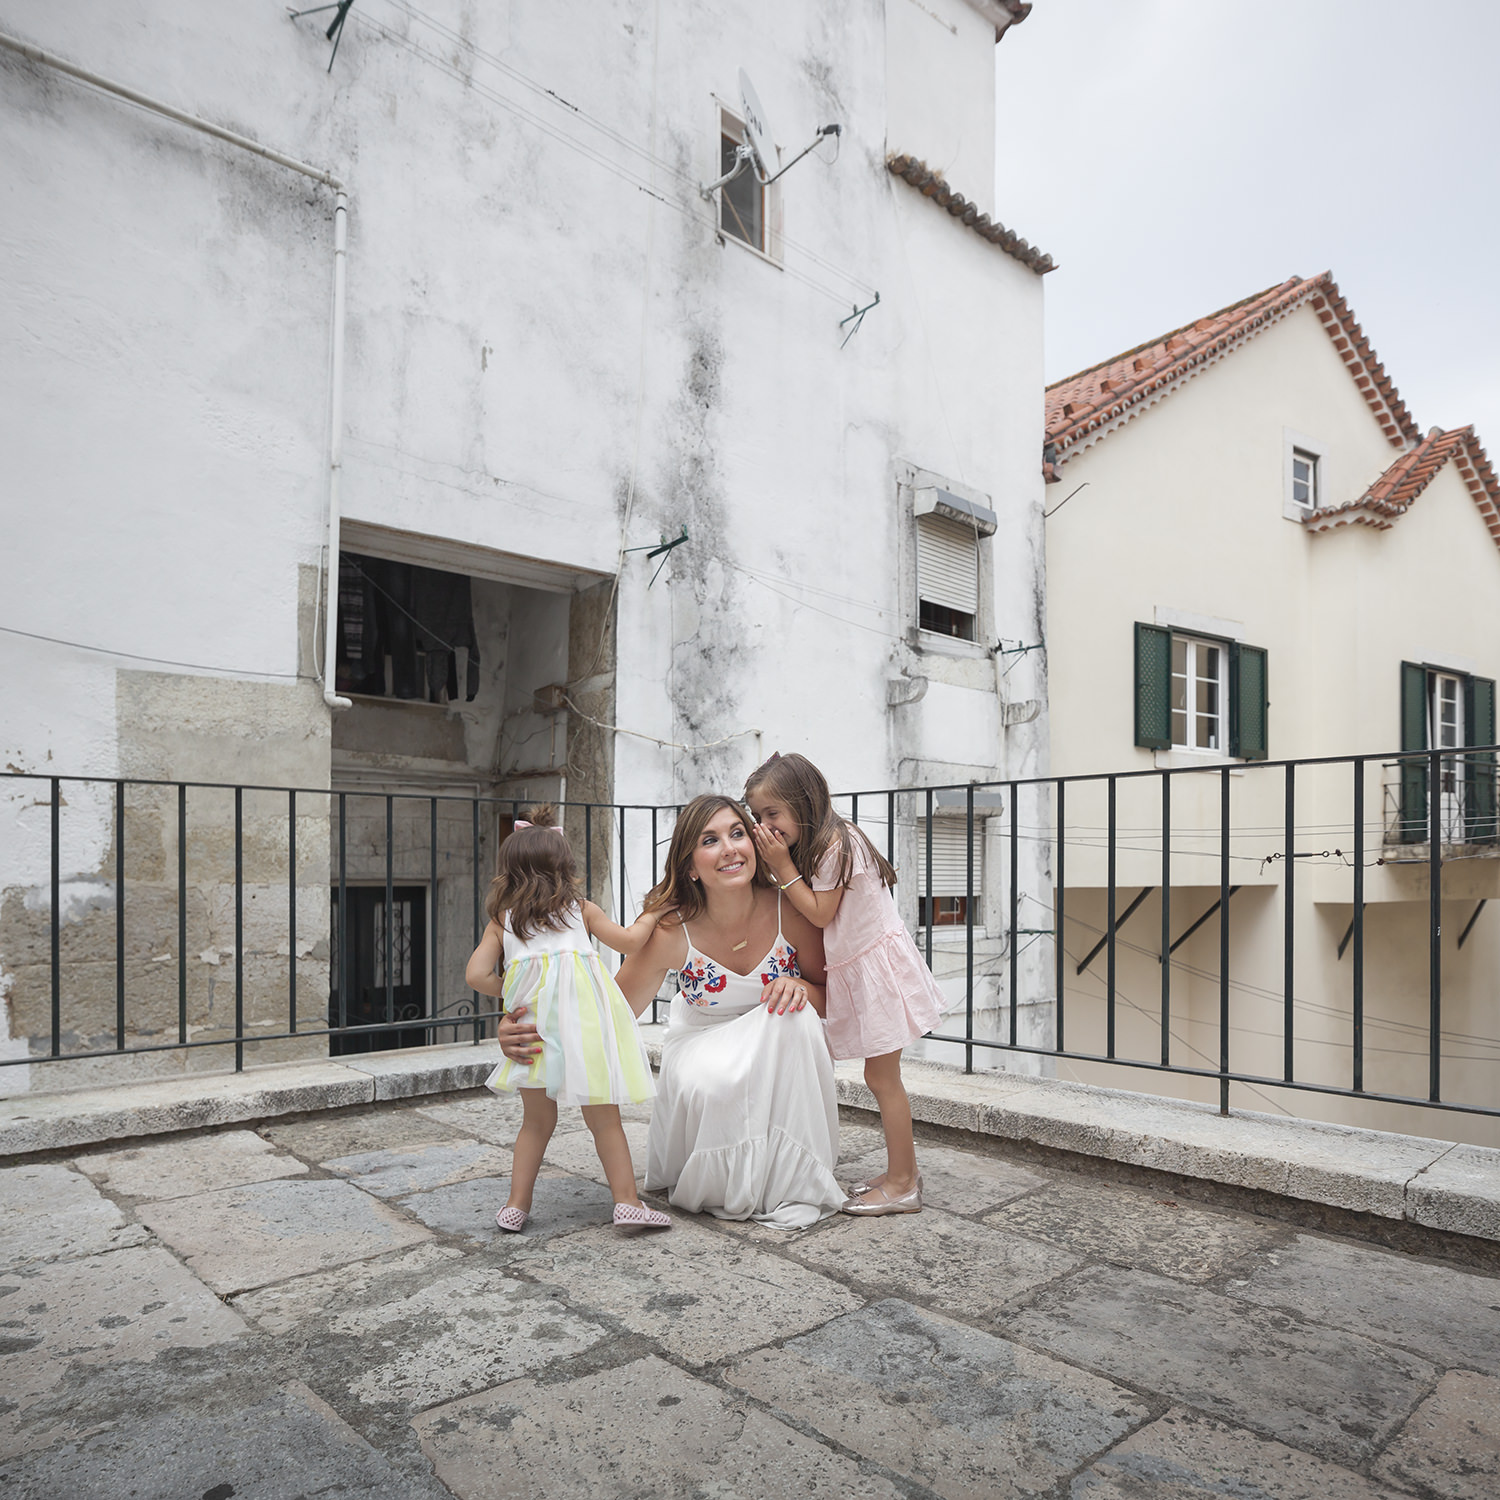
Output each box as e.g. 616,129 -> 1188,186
917,514 -> 980,616
919,819 -> 985,897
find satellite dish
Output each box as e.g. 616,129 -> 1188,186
738,68 -> 775,183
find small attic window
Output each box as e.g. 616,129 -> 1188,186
719,109 -> 765,252
1292,449 -> 1318,509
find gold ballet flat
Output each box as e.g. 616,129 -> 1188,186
840,1175 -> 922,1216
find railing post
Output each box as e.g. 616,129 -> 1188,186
924,788 -> 934,970
50,776 -> 60,1058
1219,767 -> 1230,1115
1284,762 -> 1295,1083
472,797 -> 482,1044
234,785 -> 244,1072
1054,779 -> 1065,1054
585,803 -> 594,902
430,797 -> 439,1043
886,790 -> 895,867
1160,771 -> 1170,1066
619,807 -> 627,928
115,780 -> 125,1052
178,783 -> 188,1046
337,792 -> 348,1038
1106,775 -> 1117,1059
385,795 -> 395,1031
288,789 -> 297,1034
964,783 -> 975,1074
1352,758 -> 1364,1091
651,805 -> 659,1025
1429,746 -> 1442,1101
1008,781 -> 1018,1049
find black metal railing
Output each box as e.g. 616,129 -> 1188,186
3,749 -> 1498,1128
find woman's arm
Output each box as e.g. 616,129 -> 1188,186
464,920 -> 507,998
750,825 -> 845,928
581,899 -> 660,956
612,918 -> 684,1018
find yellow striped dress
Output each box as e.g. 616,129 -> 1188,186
484,904 -> 655,1106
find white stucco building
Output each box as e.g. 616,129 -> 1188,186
1043,273 -> 1500,1145
0,0 -> 1051,1079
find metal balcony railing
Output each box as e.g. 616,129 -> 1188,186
3,747 -> 1499,1128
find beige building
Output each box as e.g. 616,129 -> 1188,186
1042,273 -> 1500,1145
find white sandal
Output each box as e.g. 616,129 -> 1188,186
612,1201 -> 671,1231
495,1206 -> 530,1233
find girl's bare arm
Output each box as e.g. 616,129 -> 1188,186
750,824 -> 846,928
581,899 -> 660,956
464,920 -> 507,998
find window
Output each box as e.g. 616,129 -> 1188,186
1291,449 -> 1318,509
1395,662 -> 1497,844
917,817 -> 984,927
913,487 -> 994,645
718,110 -> 765,252
1172,635 -> 1223,751
1134,623 -> 1268,759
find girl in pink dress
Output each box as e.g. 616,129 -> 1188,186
745,753 -> 944,1216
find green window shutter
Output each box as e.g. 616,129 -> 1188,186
1134,623 -> 1172,749
1399,661 -> 1429,844
1230,644 -> 1269,761
1465,675 -> 1496,844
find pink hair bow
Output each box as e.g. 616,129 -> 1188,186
515,820 -> 565,833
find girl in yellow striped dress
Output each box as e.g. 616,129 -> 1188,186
466,806 -> 669,1233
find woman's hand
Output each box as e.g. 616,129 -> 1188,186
751,822 -> 798,885
497,1003 -> 542,1061
761,976 -> 810,1016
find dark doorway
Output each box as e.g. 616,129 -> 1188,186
329,886 -> 429,1055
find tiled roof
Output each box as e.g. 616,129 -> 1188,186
886,155 -> 1055,274
1043,274 -> 1420,471
1303,426 -> 1500,548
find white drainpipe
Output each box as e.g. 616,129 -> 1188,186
0,30 -> 352,711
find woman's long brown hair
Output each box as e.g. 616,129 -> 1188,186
484,803 -> 582,942
641,794 -> 766,924
744,752 -> 897,889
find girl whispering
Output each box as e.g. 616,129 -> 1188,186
466,806 -> 670,1233
745,753 -> 944,1216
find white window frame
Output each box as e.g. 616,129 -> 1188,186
1283,428 -> 1328,521
898,465 -> 995,658
1171,633 -> 1225,753
715,104 -> 781,264
1291,449 -> 1318,510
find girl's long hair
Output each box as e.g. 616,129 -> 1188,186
744,752 -> 897,890
484,803 -> 581,942
641,795 -> 766,924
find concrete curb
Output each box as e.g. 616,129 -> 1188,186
4,1033 -> 1498,1246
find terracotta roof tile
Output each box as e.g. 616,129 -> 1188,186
886,155 -> 1055,275
1303,425 -> 1500,550
1042,274 -> 1420,473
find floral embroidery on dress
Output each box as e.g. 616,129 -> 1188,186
759,942 -> 800,986
677,958 -> 729,1007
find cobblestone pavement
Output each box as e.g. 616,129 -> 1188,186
3,1094 -> 1499,1499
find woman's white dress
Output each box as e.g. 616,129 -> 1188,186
644,899 -> 844,1230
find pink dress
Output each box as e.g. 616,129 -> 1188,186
815,831 -> 945,1060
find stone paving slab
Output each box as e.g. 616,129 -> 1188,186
324,1139 -> 513,1198
262,1105 -> 466,1163
1406,1143 -> 1500,1241
0,1245 -> 246,1459
137,1177 -> 431,1294
782,1207 -> 1076,1326
1373,1369 -> 1500,1499
1229,1233 -> 1500,1374
1072,1407 -> 1411,1499
398,1171 -> 612,1246
75,1128 -> 308,1200
840,1141 -> 1049,1216
987,1176 -> 1284,1284
233,1243 -> 464,1335
327,1265 -> 608,1409
525,1218 -> 862,1363
0,1378 -> 448,1500
412,1093 -> 529,1142
0,1163 -> 149,1268
0,1061 -> 374,1155
413,1353 -> 903,1499
725,1298 -> 1149,1500
1008,1263 -> 1436,1465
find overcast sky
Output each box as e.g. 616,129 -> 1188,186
995,0 -> 1500,448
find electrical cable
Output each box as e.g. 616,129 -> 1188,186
0,622 -> 303,680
